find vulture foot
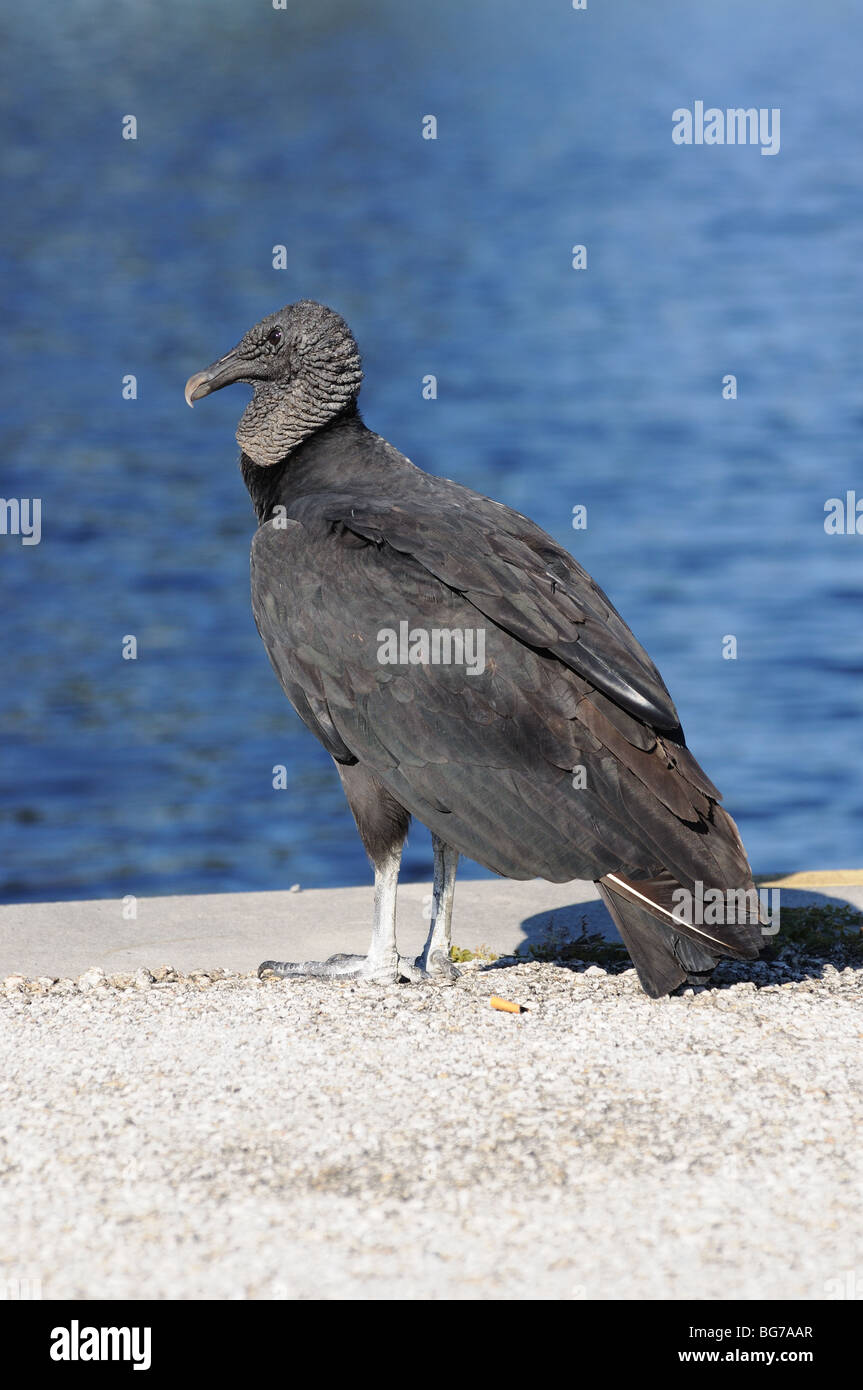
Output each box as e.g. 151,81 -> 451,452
258,952 -> 400,984
402,948 -> 460,985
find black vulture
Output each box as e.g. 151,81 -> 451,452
185,300 -> 763,997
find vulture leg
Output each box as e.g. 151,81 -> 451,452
409,834 -> 460,983
259,762 -> 423,983
258,843 -> 407,983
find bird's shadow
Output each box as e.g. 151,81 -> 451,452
477,888 -> 863,992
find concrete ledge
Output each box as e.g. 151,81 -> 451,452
759,870 -> 863,887
1,875 -> 862,978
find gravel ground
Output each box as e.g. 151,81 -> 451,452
1,954 -> 861,1301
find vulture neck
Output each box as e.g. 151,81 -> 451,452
240,402 -> 375,525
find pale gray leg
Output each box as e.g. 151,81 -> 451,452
259,844 -> 411,984
410,834 -> 460,982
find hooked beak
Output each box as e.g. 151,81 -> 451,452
184,346 -> 248,408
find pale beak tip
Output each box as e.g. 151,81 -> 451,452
184,372 -> 207,410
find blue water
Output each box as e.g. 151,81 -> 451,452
1,0 -> 861,903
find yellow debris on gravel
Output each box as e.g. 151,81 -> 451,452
490,995 -> 523,1014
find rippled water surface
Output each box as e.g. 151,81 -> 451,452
1,0 -> 861,901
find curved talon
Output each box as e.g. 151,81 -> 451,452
258,959 -> 291,978
428,949 -> 460,982
258,958 -> 336,979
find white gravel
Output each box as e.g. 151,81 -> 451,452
1,955 -> 861,1300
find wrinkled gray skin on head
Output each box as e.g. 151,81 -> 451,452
186,300 -> 363,467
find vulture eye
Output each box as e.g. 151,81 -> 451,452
266,327 -> 283,347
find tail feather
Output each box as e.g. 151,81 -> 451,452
598,871 -> 763,999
